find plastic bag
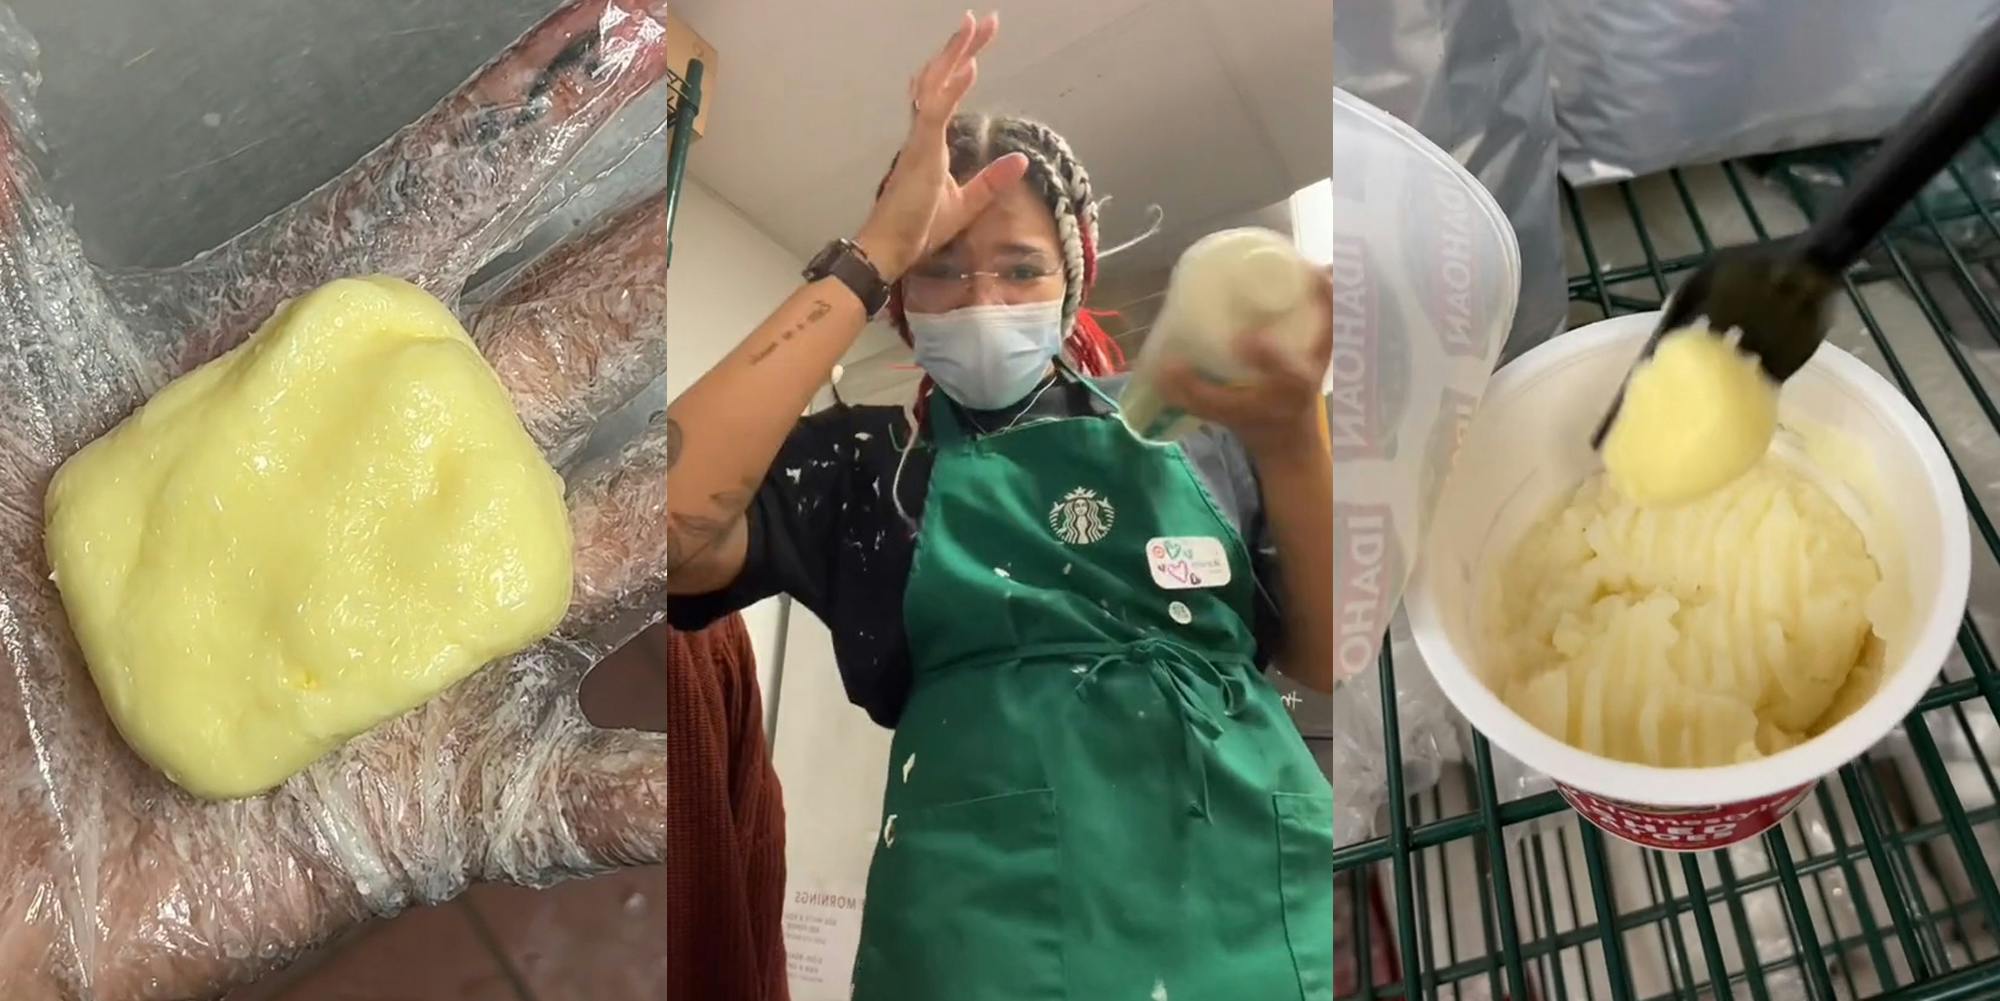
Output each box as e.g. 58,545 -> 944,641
1331,614 -> 1459,846
1550,0 -> 2000,185
0,2 -> 670,997
1332,0 -> 1567,362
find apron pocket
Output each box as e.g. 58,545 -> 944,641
853,788 -> 1066,1001
1275,791 -> 1335,1001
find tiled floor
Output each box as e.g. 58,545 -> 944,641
225,626 -> 669,1001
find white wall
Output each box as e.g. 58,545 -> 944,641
666,179 -> 804,699
669,177 -> 905,999
666,175 -> 914,687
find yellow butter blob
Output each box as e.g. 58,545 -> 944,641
1488,458 -> 1883,768
45,275 -> 573,800
1601,326 -> 1779,506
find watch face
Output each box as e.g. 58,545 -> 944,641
809,239 -> 851,276
807,243 -> 836,275
806,240 -> 884,315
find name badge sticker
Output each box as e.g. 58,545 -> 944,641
1146,536 -> 1232,590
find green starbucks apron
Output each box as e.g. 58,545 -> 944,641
850,376 -> 1334,1001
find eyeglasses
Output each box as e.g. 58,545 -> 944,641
903,264 -> 1061,304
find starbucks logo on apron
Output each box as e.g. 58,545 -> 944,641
1049,487 -> 1115,545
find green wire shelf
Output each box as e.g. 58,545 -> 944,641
664,56 -> 704,269
1335,135 -> 2000,1001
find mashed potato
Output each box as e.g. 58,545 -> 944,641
1601,325 -> 1779,507
1488,456 -> 1885,767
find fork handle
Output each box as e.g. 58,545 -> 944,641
1802,13 -> 2000,273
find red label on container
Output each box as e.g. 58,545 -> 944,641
1404,175 -> 1487,359
1328,231 -> 1412,463
1417,386 -> 1481,513
1557,783 -> 1812,852
1334,503 -> 1402,680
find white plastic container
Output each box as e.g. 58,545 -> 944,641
1119,227 -> 1323,442
1327,87 -> 1522,683
1406,312 -> 1970,850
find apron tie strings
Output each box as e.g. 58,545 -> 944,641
1075,636 -> 1249,820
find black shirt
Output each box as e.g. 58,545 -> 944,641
667,373 -> 1285,728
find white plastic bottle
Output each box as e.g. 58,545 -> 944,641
1119,227 -> 1322,442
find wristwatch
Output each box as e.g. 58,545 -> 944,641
804,238 -> 891,318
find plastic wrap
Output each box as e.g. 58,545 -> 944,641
1550,0 -> 2000,185
1331,615 -> 1459,846
0,2 -> 669,998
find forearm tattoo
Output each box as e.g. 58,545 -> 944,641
665,477 -> 754,579
746,298 -> 834,366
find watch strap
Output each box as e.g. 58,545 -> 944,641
806,238 -> 890,317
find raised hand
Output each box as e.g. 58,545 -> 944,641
0,3 -> 668,997
855,10 -> 1028,279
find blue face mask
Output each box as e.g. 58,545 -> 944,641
907,301 -> 1066,410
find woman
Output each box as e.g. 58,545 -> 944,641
666,11 -> 1334,1000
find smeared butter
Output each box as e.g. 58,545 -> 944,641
45,276 -> 572,800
